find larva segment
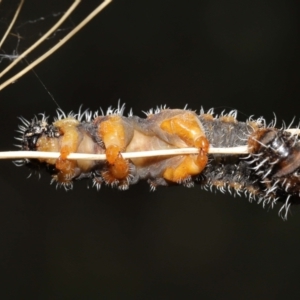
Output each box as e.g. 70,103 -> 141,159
53,118 -> 80,159
20,115 -> 106,188
94,115 -> 134,188
159,111 -> 209,183
196,111 -> 261,197
51,117 -> 80,183
195,112 -> 300,218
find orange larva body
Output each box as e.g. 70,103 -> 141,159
21,108 -> 209,190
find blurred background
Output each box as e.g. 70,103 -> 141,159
1,0 -> 300,298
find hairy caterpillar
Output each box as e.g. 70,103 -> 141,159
14,104 -> 300,219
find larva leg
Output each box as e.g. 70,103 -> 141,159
159,111 -> 209,183
95,115 -> 134,188
52,117 -> 80,183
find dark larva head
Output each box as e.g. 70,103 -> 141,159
16,116 -> 61,151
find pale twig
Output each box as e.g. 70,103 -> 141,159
0,0 -> 112,91
0,0 -> 80,79
3,128 -> 299,161
0,0 -> 24,49
0,146 -> 249,161
286,129 -> 300,135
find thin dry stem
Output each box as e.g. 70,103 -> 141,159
3,128 -> 300,161
0,146 -> 249,161
0,0 -> 112,91
286,129 -> 300,134
0,0 -> 80,79
0,0 -> 24,49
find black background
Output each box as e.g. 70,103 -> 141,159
1,0 -> 300,298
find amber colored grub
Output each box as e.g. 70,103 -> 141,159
163,155 -> 203,182
98,116 -> 126,149
160,111 -> 205,147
